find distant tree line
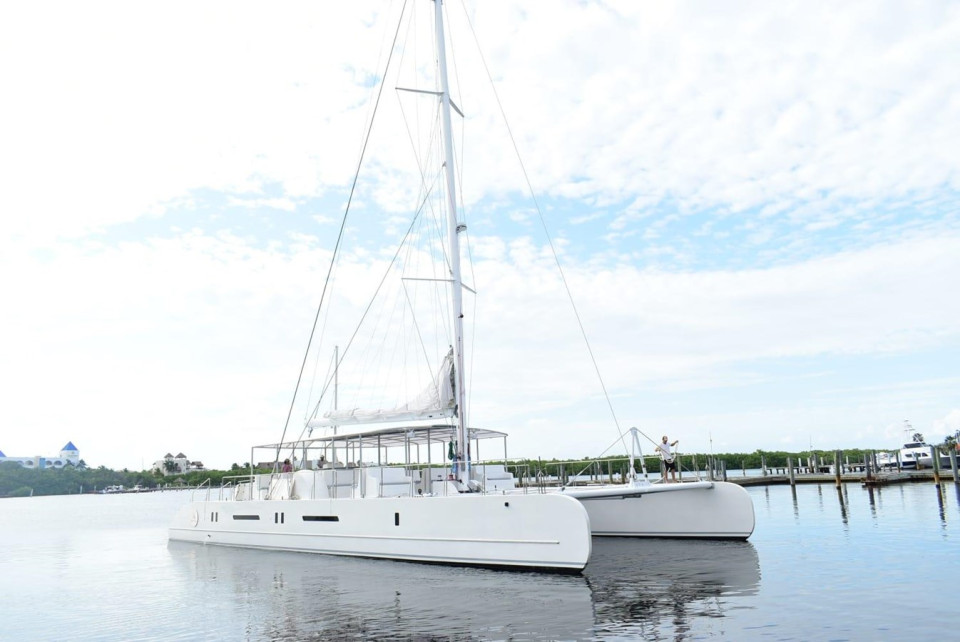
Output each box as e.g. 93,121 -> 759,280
0,461 -> 271,498
4,432 -> 959,497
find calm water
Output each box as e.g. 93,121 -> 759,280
1,482 -> 957,640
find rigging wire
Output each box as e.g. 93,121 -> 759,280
299,2 -> 407,429
457,1 -> 665,455
298,186 -> 439,441
302,255 -> 341,425
396,67 -> 456,379
274,0 -> 411,468
294,5 -> 467,452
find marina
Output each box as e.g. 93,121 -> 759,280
1,1 -> 954,639
2,480 -> 958,640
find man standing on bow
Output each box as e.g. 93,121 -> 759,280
656,435 -> 679,483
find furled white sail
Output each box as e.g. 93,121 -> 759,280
307,350 -> 456,428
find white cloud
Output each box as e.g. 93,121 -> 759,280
4,230 -> 957,468
933,410 -> 960,437
464,0 -> 960,231
1,0 -> 957,468
459,233 -> 960,453
4,1 -> 957,247
0,1 -> 386,241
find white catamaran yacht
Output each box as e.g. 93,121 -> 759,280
169,0 -> 592,572
243,424 -> 754,541
170,0 -> 754,566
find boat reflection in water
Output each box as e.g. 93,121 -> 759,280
586,539 -> 761,637
167,541 -> 595,640
168,537 -> 759,639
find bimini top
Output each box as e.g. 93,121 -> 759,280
257,424 -> 508,451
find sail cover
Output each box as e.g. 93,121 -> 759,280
307,349 -> 456,428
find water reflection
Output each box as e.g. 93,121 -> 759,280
167,538 -> 761,640
586,539 -> 760,640
866,486 -> 878,518
936,484 -> 946,525
167,542 -> 594,640
836,486 -> 848,526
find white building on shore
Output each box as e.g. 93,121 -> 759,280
152,452 -> 205,476
0,442 -> 80,469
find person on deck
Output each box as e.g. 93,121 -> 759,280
656,435 -> 679,483
281,459 -> 293,473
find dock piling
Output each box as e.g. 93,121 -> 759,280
931,446 -> 941,487
834,450 -> 842,487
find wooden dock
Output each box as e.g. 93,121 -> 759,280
714,469 -> 951,487
521,469 -> 955,489
514,449 -> 960,489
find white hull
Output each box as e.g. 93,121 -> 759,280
169,492 -> 592,572
914,453 -> 957,470
889,441 -> 934,469
546,481 -> 755,539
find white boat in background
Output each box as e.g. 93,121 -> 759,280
170,0 -> 592,572
878,420 -> 955,470
876,437 -> 956,471
898,440 -> 928,469
908,442 -> 957,470
876,451 -> 896,468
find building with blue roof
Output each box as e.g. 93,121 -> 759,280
0,442 -> 80,469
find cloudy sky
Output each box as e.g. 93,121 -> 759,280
1,0 -> 958,471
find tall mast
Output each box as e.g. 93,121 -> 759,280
434,0 -> 469,482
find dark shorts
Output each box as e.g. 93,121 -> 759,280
663,459 -> 677,472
